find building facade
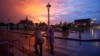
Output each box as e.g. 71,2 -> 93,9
17,16 -> 34,30
74,18 -> 91,27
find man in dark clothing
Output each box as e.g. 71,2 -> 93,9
33,27 -> 44,56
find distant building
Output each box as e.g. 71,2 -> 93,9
74,18 -> 91,27
17,16 -> 34,29
7,23 -> 16,29
94,24 -> 100,29
0,22 -> 6,30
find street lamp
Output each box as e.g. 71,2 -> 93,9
46,3 -> 51,26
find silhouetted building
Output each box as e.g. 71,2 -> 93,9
0,22 -> 6,26
7,23 -> 15,29
0,22 -> 7,30
17,16 -> 34,29
74,18 -> 91,27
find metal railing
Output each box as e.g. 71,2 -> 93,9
0,30 -> 100,56
0,37 -> 32,56
0,41 -> 9,56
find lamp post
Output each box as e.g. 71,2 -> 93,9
46,3 -> 51,26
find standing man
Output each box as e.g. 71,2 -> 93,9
33,27 -> 44,56
47,26 -> 55,54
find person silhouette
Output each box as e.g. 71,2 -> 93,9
33,27 -> 44,56
46,26 -> 55,54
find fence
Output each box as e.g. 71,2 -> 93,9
0,30 -> 100,56
0,37 -> 32,56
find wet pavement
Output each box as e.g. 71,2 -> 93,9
0,28 -> 100,56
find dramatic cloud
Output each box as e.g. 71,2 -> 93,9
0,0 -> 100,24
0,0 -> 69,24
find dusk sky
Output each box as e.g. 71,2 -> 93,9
0,0 -> 100,24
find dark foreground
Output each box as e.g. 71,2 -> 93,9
0,29 -> 100,56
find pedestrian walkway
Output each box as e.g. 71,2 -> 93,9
8,36 -> 80,56
1,30 -> 100,56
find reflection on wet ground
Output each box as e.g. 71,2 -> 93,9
0,28 -> 100,56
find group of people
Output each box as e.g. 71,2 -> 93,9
33,26 -> 55,56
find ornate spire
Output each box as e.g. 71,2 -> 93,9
25,16 -> 28,21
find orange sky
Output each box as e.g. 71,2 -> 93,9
1,0 -> 70,23
1,0 -> 99,24
8,0 -> 69,24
